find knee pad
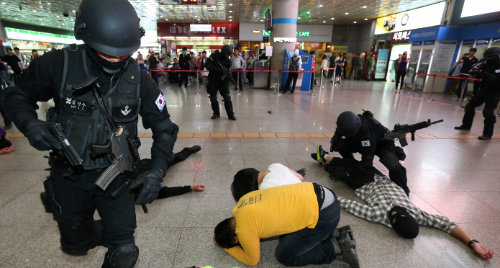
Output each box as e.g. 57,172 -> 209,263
103,244 -> 139,268
59,219 -> 104,256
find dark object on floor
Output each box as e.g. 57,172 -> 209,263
268,111 -> 272,114
295,168 -> 306,177
337,225 -> 359,268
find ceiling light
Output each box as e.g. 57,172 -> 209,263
165,18 -> 168,21
382,14 -> 386,16
298,17 -> 301,19
331,17 -> 334,20
229,19 -> 233,21
72,10 -> 76,13
319,4 -> 323,7
229,3 -> 233,6
362,5 -> 367,8
353,21 -> 357,23
306,11 -> 310,14
364,18 -> 368,20
322,21 -> 326,23
47,2 -> 51,5
229,10 -> 232,13
345,12 -> 349,15
260,19 -> 263,22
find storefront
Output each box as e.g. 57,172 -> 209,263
157,23 -> 238,58
372,1 -> 447,81
2,27 -> 80,61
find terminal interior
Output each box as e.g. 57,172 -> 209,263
1,0 -> 500,267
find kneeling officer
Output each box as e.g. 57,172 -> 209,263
5,0 -> 179,267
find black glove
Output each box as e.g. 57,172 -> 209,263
130,169 -> 163,205
22,119 -> 61,151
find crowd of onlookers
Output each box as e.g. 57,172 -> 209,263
320,52 -> 376,84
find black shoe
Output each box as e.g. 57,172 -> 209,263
40,192 -> 53,213
228,115 -> 237,121
454,125 -> 470,130
295,168 -> 306,177
478,135 -> 492,140
337,225 -> 359,268
211,114 -> 220,120
316,145 -> 327,164
186,145 -> 202,153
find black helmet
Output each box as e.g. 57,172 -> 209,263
74,0 -> 145,57
484,47 -> 500,58
221,45 -> 233,57
336,111 -> 361,137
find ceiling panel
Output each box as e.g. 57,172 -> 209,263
0,0 -> 446,32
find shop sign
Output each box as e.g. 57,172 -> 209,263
5,27 -> 78,44
392,31 -> 411,41
412,41 -> 422,46
38,42 -> 51,46
374,2 -> 445,35
157,23 -> 238,38
424,40 -> 435,45
274,37 -> 297,43
476,39 -> 490,46
330,46 -> 348,53
263,30 -> 310,37
190,24 -> 212,32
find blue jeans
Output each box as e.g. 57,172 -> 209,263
274,200 -> 340,266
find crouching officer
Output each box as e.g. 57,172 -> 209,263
5,0 -> 178,267
205,45 -> 236,120
328,111 -> 410,195
455,47 -> 500,140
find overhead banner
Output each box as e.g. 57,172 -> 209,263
5,27 -> 78,44
158,23 -> 238,38
374,2 -> 446,35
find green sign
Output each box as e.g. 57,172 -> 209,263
5,27 -> 76,44
262,30 -> 310,37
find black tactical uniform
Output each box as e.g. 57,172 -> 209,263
456,47 -> 500,140
178,48 -> 191,88
205,45 -> 236,120
330,111 -> 410,195
5,0 -> 178,267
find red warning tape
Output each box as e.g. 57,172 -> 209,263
416,73 -> 481,82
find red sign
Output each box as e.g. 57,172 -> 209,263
157,23 -> 238,38
209,45 -> 222,49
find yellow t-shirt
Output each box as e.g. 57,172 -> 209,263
225,182 -> 319,266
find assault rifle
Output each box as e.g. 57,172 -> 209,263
48,123 -> 83,172
384,119 -> 443,147
218,61 -> 236,84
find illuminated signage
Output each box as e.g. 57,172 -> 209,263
5,27 -> 79,44
461,0 -> 500,18
274,37 -> 297,43
190,24 -> 212,32
374,2 -> 446,35
392,30 -> 411,41
263,30 -> 310,37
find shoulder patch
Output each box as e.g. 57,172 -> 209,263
495,69 -> 500,73
155,93 -> 166,112
361,140 -> 371,147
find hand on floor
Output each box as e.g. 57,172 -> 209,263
191,184 -> 206,191
472,242 -> 494,260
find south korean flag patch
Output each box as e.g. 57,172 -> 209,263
361,140 -> 371,147
155,93 -> 166,112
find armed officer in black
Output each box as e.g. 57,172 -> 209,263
328,111 -> 410,195
4,0 -> 178,267
455,47 -> 500,140
205,45 -> 236,120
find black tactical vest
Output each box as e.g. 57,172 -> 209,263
50,45 -> 141,170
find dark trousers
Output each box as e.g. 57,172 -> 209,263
49,170 -> 136,255
0,87 -> 11,127
207,83 -> 234,117
275,200 -> 340,266
179,70 -> 189,87
462,91 -> 500,137
232,70 -> 244,90
456,76 -> 469,98
395,71 -> 406,89
284,73 -> 298,92
151,71 -> 159,85
378,148 -> 409,195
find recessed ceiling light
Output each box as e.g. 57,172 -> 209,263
260,19 -> 263,22
229,19 -> 232,21
364,18 -> 368,20
298,17 -> 301,19
166,18 -> 168,21
344,12 -> 349,15
229,15 -> 232,18
353,21 -> 357,23
57,15 -> 59,18
229,10 -> 232,13
319,4 -> 323,7
382,14 -> 386,16
47,2 -> 51,5
331,17 -> 334,20
322,21 -> 326,23
72,10 -> 76,12
229,3 -> 233,6
306,11 -> 310,14
362,5 -> 367,8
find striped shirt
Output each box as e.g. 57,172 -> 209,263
338,174 -> 456,233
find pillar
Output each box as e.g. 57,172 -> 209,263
270,0 -> 299,71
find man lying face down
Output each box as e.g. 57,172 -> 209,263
311,152 -> 494,260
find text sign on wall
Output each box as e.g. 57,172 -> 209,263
263,30 -> 310,37
157,23 -> 238,38
392,31 -> 411,41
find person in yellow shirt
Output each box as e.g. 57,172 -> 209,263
213,182 -> 359,267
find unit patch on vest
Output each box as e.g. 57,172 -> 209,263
65,97 -> 89,112
121,105 -> 132,116
361,140 -> 370,147
155,93 -> 166,112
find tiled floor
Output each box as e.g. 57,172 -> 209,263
1,79 -> 499,268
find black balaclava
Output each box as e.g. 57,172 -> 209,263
86,46 -> 129,75
388,206 -> 419,239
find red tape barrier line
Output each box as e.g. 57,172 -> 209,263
416,73 -> 481,82
150,69 -> 315,73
